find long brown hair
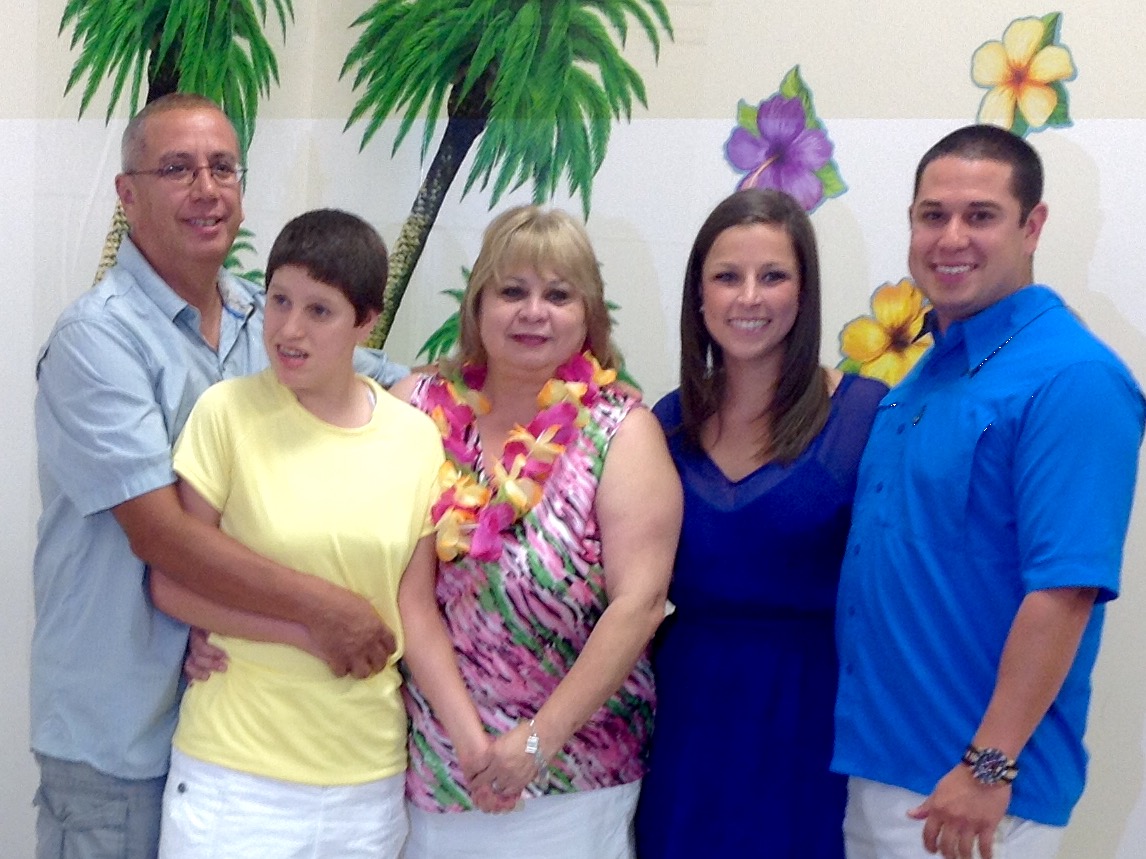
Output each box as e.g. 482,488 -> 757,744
678,188 -> 830,464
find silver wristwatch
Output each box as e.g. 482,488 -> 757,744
962,744 -> 1018,786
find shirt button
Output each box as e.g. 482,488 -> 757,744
852,544 -> 861,556
897,424 -> 905,435
874,482 -> 883,493
177,782 -> 188,794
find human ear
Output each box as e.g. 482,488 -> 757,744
114,174 -> 135,207
356,309 -> 380,343
1023,201 -> 1049,253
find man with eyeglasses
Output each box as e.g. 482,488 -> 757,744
30,93 -> 407,859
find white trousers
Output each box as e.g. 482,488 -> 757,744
403,780 -> 640,859
844,777 -> 1065,859
159,749 -> 407,859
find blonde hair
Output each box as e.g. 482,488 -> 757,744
455,205 -> 619,369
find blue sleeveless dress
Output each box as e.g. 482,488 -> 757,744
636,374 -> 886,858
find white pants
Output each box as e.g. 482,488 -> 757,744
403,780 -> 640,859
844,777 -> 1065,859
159,749 -> 407,859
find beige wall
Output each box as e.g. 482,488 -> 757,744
6,2 -> 1146,855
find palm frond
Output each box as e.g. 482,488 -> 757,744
344,0 -> 671,214
569,9 -> 646,114
224,226 -> 264,285
485,4 -> 543,118
586,1 -> 628,47
342,2 -> 468,151
452,4 -> 506,105
416,286 -> 468,363
418,76 -> 454,160
593,0 -> 672,56
60,0 -> 294,157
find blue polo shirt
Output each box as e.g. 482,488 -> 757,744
32,237 -> 406,780
832,286 -> 1144,826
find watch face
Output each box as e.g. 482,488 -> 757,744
972,749 -> 1011,785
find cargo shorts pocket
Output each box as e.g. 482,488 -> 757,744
34,783 -> 128,859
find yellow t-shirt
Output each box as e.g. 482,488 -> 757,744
171,369 -> 443,785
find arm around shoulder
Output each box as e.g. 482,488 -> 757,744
353,346 -> 410,388
386,371 -> 425,404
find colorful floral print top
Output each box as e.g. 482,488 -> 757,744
403,372 -> 654,813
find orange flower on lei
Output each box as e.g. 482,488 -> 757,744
429,351 -> 616,562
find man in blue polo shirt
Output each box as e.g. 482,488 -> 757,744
833,124 -> 1145,859
32,93 -> 406,859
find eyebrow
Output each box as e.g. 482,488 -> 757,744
154,149 -> 238,162
503,275 -> 568,287
915,199 -> 1004,211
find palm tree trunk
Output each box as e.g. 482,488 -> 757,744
367,110 -> 486,349
93,203 -> 131,285
92,37 -> 181,285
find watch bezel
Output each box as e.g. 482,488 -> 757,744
962,744 -> 1018,786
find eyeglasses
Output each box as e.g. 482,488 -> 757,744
124,163 -> 246,186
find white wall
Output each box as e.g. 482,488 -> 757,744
5,2 -> 1146,855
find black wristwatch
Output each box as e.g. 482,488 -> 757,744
962,744 -> 1019,786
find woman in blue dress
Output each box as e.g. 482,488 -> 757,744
636,189 -> 887,858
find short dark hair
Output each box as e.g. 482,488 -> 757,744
679,188 -> 830,464
265,209 -> 388,325
121,93 -> 237,171
913,124 -> 1043,222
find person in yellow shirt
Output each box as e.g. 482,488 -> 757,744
150,209 -> 492,858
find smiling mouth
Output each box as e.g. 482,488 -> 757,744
187,217 -> 224,228
728,319 -> 768,331
935,264 -> 973,275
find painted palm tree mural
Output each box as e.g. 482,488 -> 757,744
59,0 -> 294,281
342,0 -> 673,348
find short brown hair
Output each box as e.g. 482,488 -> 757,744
266,209 -> 388,326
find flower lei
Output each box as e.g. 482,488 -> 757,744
425,351 -> 616,563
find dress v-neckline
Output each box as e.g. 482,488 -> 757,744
697,374 -> 852,488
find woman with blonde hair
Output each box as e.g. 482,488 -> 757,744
390,204 -> 682,858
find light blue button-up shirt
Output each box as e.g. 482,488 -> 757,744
31,237 -> 406,779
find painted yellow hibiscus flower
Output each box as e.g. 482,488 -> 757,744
972,16 -> 1075,131
839,279 -> 932,386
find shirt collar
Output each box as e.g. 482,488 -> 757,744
117,235 -> 255,322
928,286 -> 1063,373
116,236 -> 186,322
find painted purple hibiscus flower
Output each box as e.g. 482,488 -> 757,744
725,95 -> 834,211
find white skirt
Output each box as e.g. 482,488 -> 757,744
403,781 -> 640,859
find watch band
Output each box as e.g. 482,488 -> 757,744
962,744 -> 1019,786
525,719 -> 547,773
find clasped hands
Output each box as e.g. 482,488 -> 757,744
461,721 -> 547,814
